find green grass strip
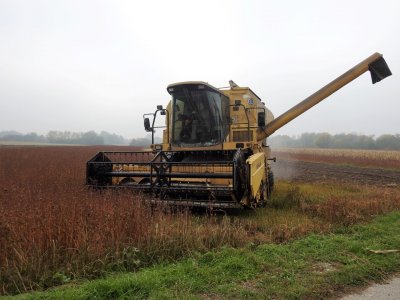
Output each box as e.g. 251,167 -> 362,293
10,211 -> 400,299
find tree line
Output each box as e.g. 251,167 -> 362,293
268,133 -> 400,150
0,130 -> 130,145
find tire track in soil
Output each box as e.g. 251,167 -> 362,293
271,159 -> 400,187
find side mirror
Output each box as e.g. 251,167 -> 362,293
144,118 -> 152,132
258,112 -> 265,127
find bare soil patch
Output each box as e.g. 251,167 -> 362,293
272,159 -> 400,187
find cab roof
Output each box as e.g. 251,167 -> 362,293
167,81 -> 221,95
167,81 -> 262,101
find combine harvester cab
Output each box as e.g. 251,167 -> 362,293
87,53 -> 391,208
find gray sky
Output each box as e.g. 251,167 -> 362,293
0,0 -> 399,139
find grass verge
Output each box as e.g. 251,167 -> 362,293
11,211 -> 400,300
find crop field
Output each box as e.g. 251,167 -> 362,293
0,146 -> 400,296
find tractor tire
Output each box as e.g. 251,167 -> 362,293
267,170 -> 274,198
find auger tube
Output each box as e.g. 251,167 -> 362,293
257,52 -> 392,140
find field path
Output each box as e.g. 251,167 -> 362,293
341,276 -> 400,300
272,159 -> 400,187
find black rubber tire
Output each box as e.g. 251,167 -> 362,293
267,170 -> 274,199
119,178 -> 135,186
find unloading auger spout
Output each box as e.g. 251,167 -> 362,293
257,52 -> 392,140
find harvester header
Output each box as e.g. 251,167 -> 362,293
87,53 -> 391,208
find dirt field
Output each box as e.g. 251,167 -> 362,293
272,159 -> 400,187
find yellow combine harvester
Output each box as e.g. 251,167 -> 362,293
87,53 -> 391,208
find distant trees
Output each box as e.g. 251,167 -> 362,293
100,131 -> 126,145
129,135 -> 162,147
268,133 -> 400,150
314,133 -> 332,148
0,132 -> 47,143
46,130 -> 104,145
0,130 -> 128,145
376,134 -> 400,150
46,131 -> 83,144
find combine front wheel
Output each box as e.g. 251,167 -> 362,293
267,171 -> 274,198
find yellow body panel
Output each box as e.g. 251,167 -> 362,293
246,152 -> 266,200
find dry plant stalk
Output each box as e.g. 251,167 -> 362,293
0,146 -> 399,295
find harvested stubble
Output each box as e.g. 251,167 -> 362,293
0,146 -> 399,295
273,147 -> 400,169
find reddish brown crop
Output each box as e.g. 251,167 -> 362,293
1,146 -> 399,295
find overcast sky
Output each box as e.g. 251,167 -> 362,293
0,0 -> 398,139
